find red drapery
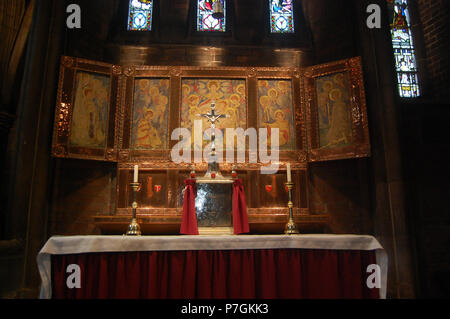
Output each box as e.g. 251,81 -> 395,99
180,179 -> 198,235
232,179 -> 249,235
51,249 -> 380,299
180,179 -> 250,235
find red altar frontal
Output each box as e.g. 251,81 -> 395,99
37,235 -> 387,299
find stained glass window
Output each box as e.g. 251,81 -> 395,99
197,0 -> 226,32
388,0 -> 420,98
128,0 -> 153,31
270,0 -> 295,34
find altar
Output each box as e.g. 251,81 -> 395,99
41,55 -> 381,299
37,235 -> 387,299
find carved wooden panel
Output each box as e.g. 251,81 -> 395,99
117,65 -> 307,165
114,167 -> 308,219
52,56 -> 368,165
52,56 -> 122,161
51,56 -> 370,234
304,57 -> 370,162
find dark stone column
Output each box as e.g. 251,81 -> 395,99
302,0 -> 416,297
354,0 -> 416,298
2,0 -> 66,297
301,0 -> 358,64
0,111 -> 16,239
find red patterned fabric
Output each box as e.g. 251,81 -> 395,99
180,179 -> 198,235
51,249 -> 380,299
232,179 -> 250,235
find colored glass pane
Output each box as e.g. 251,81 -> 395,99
270,0 -> 294,33
388,0 -> 420,97
197,0 -> 226,32
128,0 -> 153,31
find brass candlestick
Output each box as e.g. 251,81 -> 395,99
284,181 -> 300,235
126,182 -> 141,236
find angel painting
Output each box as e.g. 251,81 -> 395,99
132,78 -> 170,150
315,72 -> 353,148
69,72 -> 110,149
180,79 -> 247,150
257,80 -> 295,150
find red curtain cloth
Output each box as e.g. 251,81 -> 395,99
232,179 -> 249,235
180,179 -> 250,235
180,179 -> 198,235
51,249 -> 380,299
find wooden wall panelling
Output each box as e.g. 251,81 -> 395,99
48,58 -> 372,234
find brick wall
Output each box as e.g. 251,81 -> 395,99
416,0 -> 450,99
401,0 -> 450,298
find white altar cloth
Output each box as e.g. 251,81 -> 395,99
37,234 -> 387,299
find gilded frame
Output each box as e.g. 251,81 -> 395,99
119,65 -> 307,167
119,66 -> 173,162
52,56 -> 122,161
304,57 -> 370,162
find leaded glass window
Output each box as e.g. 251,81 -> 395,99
270,0 -> 295,34
128,0 -> 153,31
388,0 -> 420,98
197,0 -> 226,32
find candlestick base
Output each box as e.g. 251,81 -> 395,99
284,216 -> 300,235
126,218 -> 142,236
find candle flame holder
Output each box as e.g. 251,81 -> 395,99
284,182 -> 300,235
126,182 -> 142,236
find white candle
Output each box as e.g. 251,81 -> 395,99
133,165 -> 138,183
287,163 -> 292,182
